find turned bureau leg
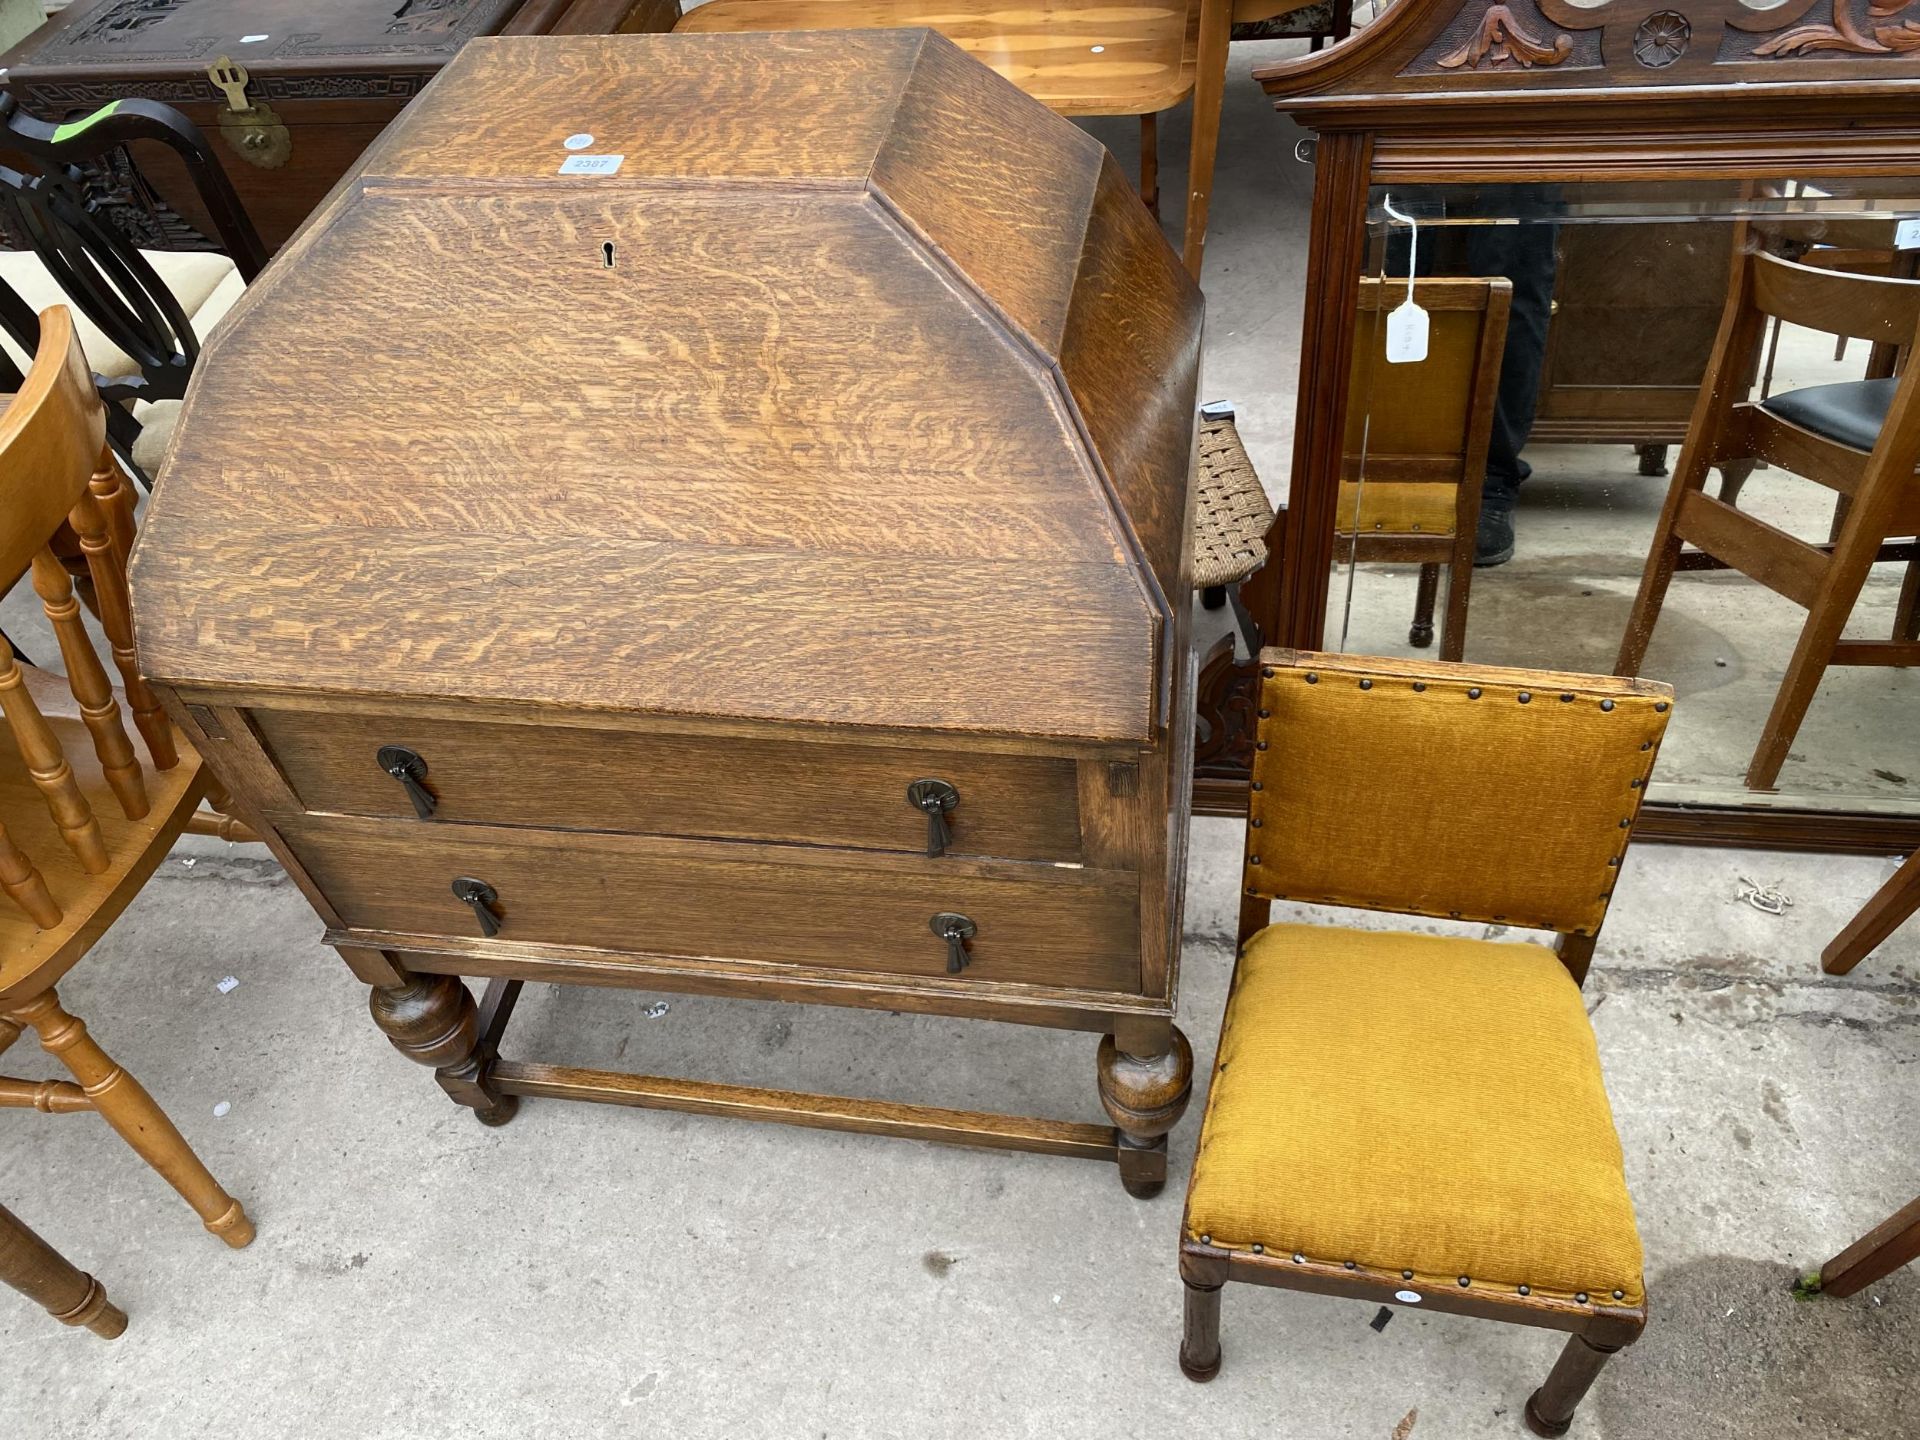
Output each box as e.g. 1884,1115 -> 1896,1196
368,969 -> 518,1127
1096,1025 -> 1193,1199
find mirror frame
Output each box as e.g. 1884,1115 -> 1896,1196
1191,0 -> 1920,852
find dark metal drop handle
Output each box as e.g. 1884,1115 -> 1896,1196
930,912 -> 976,974
377,745 -> 435,820
906,778 -> 959,858
452,876 -> 501,938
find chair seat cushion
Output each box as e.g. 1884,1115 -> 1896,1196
1336,479 -> 1458,538
1186,922 -> 1644,1306
0,248 -> 238,382
1759,377 -> 1895,453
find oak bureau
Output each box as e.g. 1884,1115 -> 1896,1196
128,29 -> 1204,1195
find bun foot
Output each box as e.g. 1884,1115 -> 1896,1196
473,1095 -> 519,1128
1523,1392 -> 1571,1438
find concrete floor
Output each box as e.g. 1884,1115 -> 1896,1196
7,38 -> 1920,1440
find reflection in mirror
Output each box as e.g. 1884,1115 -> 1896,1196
1336,180 -> 1920,813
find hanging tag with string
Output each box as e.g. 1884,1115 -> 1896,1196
1382,194 -> 1429,364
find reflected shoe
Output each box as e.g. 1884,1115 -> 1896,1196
1475,506 -> 1514,568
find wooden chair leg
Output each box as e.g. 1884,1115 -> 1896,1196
6,990 -> 254,1248
0,1201 -> 126,1338
1441,543 -> 1474,662
1179,1278 -> 1223,1381
1745,540 -> 1879,790
1525,1334 -> 1625,1437
1408,564 -> 1438,649
1895,554 -> 1920,644
1139,112 -> 1159,219
1616,442 -> 1719,677
1717,458 -> 1756,506
1823,848 -> 1920,976
1180,0 -> 1232,279
1817,1193 -> 1920,1299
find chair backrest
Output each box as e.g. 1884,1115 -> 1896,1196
1241,648 -> 1673,945
0,95 -> 265,408
1339,276 -> 1511,529
0,306 -> 177,930
1748,247 -> 1920,350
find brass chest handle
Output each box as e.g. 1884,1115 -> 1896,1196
930,911 -> 976,973
451,876 -> 501,938
906,778 -> 959,857
377,745 -> 436,819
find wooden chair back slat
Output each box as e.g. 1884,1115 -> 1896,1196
1750,250 -> 1920,348
0,641 -> 107,874
71,465 -> 175,772
0,305 -> 173,908
0,815 -> 60,929
28,550 -> 146,820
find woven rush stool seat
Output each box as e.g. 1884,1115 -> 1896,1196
1192,403 -> 1275,591
1186,922 -> 1644,1307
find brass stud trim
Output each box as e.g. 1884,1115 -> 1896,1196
1359,679 -> 1373,691
1412,681 -> 1427,692
1559,693 -> 1575,703
1517,691 -> 1532,704
1249,855 -> 1261,865
1200,1234 -> 1212,1245
1262,666 -> 1275,678
1467,688 -> 1482,700
1304,673 -> 1318,684
1457,1276 -> 1471,1287
1612,1289 -> 1625,1300
1292,1253 -> 1305,1264
1252,1243 -> 1264,1254
1518,1284 -> 1530,1296
1600,699 -> 1616,712
1343,1260 -> 1357,1270
1401,1270 -> 1414,1281
1655,702 -> 1669,713
1576,1292 -> 1589,1305
1256,741 -> 1268,751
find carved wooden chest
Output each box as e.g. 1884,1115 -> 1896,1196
0,0 -> 677,253
129,31 -> 1204,1196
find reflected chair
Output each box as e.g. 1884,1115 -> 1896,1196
1821,847 -> 1919,976
1179,648 -> 1673,1436
0,94 -> 267,486
1,1199 -> 127,1338
0,306 -> 253,1255
1340,275 -> 1511,661
675,0 -> 1242,276
1615,229 -> 1920,790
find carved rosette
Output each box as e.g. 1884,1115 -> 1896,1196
1633,9 -> 1692,64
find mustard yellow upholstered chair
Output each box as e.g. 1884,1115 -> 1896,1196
1178,648 -> 1674,1437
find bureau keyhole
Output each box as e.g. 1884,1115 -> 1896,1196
601,240 -> 616,268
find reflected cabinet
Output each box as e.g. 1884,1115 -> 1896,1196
1194,0 -> 1920,853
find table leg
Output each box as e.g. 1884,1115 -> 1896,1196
368,966 -> 517,1126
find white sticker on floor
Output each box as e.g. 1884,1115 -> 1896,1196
216,975 -> 239,994
559,154 -> 623,176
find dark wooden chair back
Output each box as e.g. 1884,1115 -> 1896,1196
0,306 -> 178,929
0,95 -> 265,468
1748,249 -> 1920,349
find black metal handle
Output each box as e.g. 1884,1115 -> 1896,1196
930,911 -> 976,974
451,876 -> 501,938
377,745 -> 436,820
906,778 -> 959,857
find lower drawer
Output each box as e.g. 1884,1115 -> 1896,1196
286,817 -> 1142,993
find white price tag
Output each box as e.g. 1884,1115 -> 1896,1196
1895,217 -> 1920,251
558,154 -> 623,176
1385,299 -> 1430,364
1381,194 -> 1429,364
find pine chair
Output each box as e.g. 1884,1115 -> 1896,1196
673,1 -> 1235,277
0,306 -> 253,1258
1,1199 -> 127,1338
1179,648 -> 1673,1436
1615,228 -> 1920,790
1340,275 -> 1511,660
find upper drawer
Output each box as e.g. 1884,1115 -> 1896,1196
250,709 -> 1083,862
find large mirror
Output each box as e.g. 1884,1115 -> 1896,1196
1332,179 -> 1919,817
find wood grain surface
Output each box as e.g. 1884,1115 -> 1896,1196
252,705 -> 1085,859
677,0 -> 1198,117
131,32 -> 1203,746
284,813 -> 1142,991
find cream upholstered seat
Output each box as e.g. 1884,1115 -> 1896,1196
0,248 -> 242,381
0,249 -> 244,476
1187,922 -> 1643,1307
